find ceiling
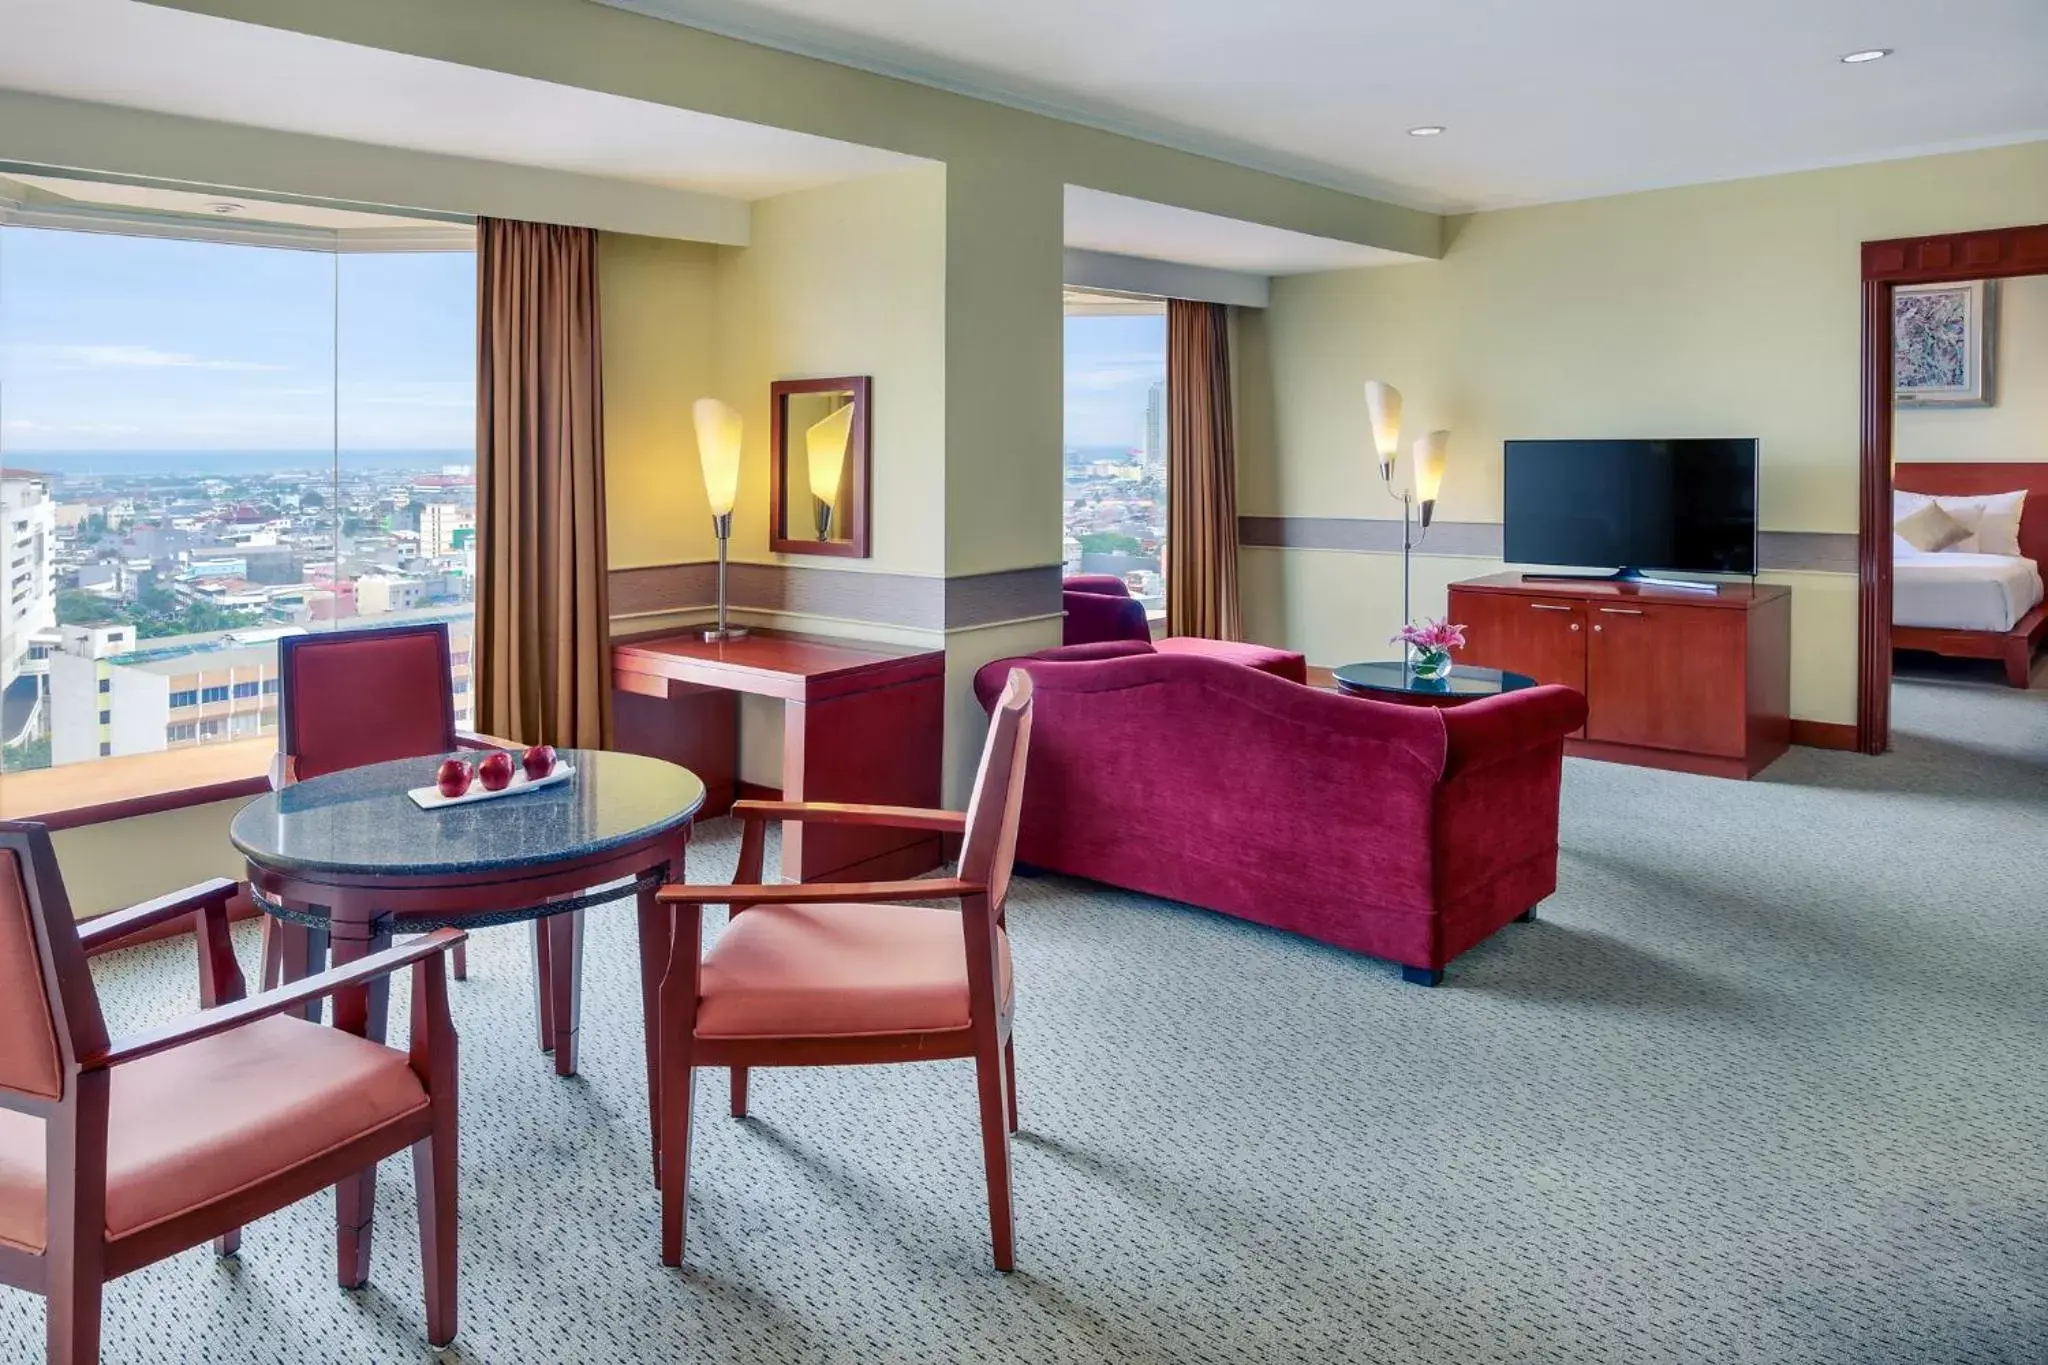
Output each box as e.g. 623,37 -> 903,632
1065,188 -> 1420,276
0,0 -> 925,202
604,0 -> 2048,212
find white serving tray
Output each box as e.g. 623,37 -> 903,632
408,762 -> 575,810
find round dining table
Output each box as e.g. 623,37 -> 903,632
230,748 -> 705,1090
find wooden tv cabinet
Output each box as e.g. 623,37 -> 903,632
1447,574 -> 1791,778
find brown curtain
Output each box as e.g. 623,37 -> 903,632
475,218 -> 613,749
1166,298 -> 1241,640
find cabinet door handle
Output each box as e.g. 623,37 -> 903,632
1529,603 -> 1572,612
1598,607 -> 1644,616
1569,623 -> 1580,632
1593,624 -> 1602,632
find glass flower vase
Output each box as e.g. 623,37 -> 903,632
1408,647 -> 1453,681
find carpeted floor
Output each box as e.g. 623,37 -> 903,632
4,674 -> 2045,1364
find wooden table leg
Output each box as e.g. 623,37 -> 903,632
273,918 -> 330,1023
531,917 -> 555,1053
547,908 -> 585,1077
326,909 -> 390,1289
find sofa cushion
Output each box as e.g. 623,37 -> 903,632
1155,636 -> 1308,684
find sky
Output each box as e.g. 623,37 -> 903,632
1,223 -> 1157,457
0,225 -> 475,453
1064,312 -> 1165,452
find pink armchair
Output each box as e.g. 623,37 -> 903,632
0,821 -> 464,1364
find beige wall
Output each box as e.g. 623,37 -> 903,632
1895,273 -> 2048,464
1243,141 -> 2048,726
51,799 -> 249,919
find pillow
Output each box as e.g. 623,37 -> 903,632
1893,489 -> 1933,522
1894,500 -> 1972,553
1932,490 -> 2026,557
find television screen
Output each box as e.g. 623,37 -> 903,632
1502,439 -> 1759,576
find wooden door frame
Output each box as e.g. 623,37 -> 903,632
1856,223 -> 2048,754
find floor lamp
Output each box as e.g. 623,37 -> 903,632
1365,381 -> 1451,630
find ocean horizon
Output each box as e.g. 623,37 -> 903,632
3,449 -> 473,478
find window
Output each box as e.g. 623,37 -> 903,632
98,741 -> 110,757
97,709 -> 109,724
0,189 -> 475,772
1063,295 -> 1168,615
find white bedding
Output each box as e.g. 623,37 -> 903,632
1893,549 -> 2045,632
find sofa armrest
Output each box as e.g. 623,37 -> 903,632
1438,685 -> 1588,779
973,640 -> 1154,711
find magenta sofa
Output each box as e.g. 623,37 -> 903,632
972,649 -> 1587,984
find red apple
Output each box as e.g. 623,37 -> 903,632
436,757 -> 474,798
522,744 -> 557,780
478,750 -> 516,792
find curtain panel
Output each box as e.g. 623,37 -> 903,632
1166,298 -> 1242,640
475,218 -> 613,748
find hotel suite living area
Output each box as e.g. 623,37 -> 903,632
0,2 -> 2045,1362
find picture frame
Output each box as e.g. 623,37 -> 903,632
1894,279 -> 1997,408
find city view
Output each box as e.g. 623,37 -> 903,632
1063,308 -> 1168,612
0,224 -> 476,774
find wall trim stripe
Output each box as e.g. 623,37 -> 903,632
607,562 -> 1061,632
1238,516 -> 1859,574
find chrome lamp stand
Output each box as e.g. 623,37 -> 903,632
702,511 -> 748,643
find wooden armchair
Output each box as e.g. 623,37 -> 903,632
0,822 -> 464,1365
655,671 -> 1033,1270
259,621 -> 521,992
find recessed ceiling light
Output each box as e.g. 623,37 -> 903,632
1408,125 -> 1446,137
1839,48 -> 1892,64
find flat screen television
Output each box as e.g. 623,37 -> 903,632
1502,438 -> 1759,585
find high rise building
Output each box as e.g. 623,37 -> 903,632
420,502 -> 476,556
1144,381 -> 1166,470
1,471 -> 59,690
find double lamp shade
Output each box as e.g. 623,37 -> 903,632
1363,380 -> 1449,520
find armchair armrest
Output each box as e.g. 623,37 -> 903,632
659,877 -> 982,907
732,800 -> 967,836
90,929 -> 466,1069
457,730 -> 522,751
78,877 -> 238,953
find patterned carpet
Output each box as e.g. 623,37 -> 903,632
4,673 -> 2045,1364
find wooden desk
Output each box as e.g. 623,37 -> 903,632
612,629 -> 946,882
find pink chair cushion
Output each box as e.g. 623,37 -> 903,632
1154,636 -> 1309,684
696,902 -> 1013,1039
0,1016 -> 427,1253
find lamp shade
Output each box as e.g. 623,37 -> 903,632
691,398 -> 743,518
1413,429 -> 1451,507
806,401 -> 855,507
1364,381 -> 1403,472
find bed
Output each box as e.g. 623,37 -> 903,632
1892,462 -> 2048,688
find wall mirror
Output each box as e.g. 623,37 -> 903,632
769,376 -> 871,557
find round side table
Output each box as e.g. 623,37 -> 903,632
1332,660 -> 1538,706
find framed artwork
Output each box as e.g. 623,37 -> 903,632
1894,279 -> 1997,407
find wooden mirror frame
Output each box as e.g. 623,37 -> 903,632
1857,223 -> 2048,754
769,376 -> 871,558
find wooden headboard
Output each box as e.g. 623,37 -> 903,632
1895,461 -> 2048,568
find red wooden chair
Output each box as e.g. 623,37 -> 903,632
0,821 -> 464,1364
261,622 -> 518,992
654,671 -> 1034,1270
